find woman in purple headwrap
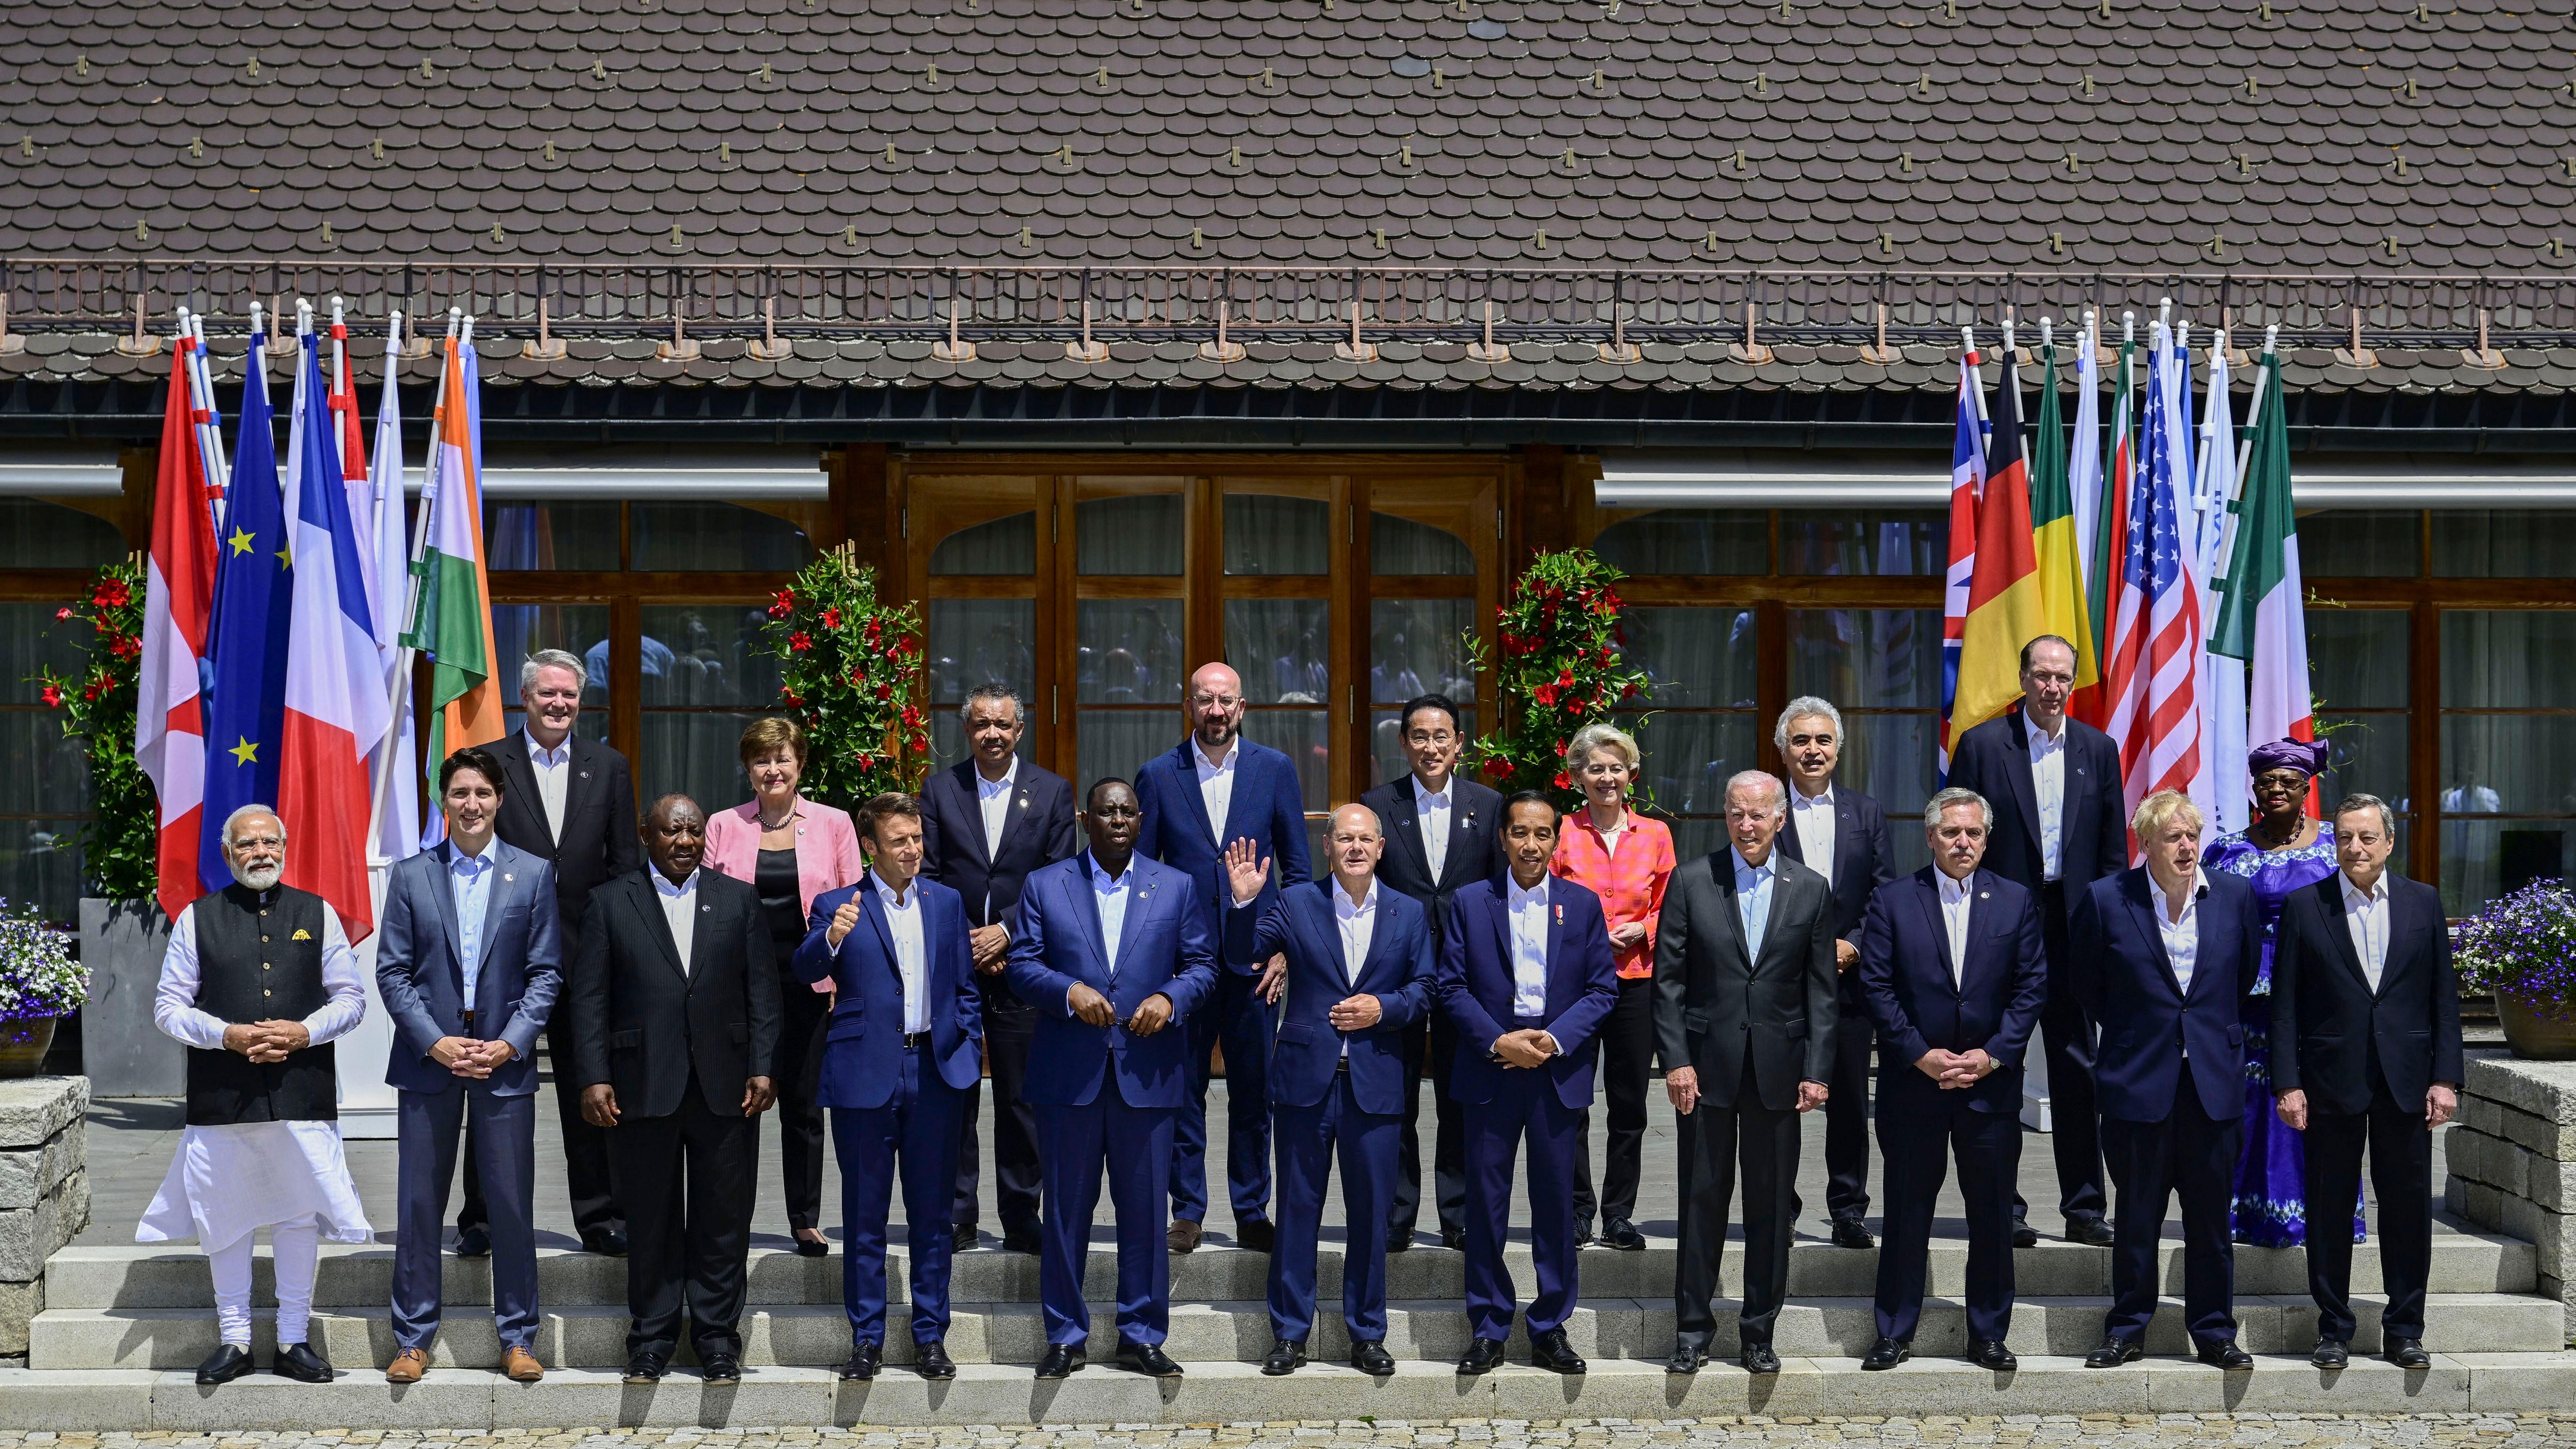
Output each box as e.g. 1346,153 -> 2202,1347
2204,737 -> 2364,1248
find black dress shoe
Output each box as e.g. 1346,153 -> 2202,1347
914,1338 -> 956,1380
455,1225 -> 492,1259
837,1342 -> 881,1380
1003,1228 -> 1043,1255
951,1223 -> 978,1254
2066,1217 -> 2117,1248
1741,1342 -> 1782,1375
2084,1336 -> 2142,1368
1440,1227 -> 1469,1252
2011,1218 -> 2041,1249
1666,1341 -> 1707,1375
2196,1341 -> 2255,1372
1234,1218 -> 1275,1253
700,1352 -> 744,1383
1970,1339 -> 2018,1371
1457,1336 -> 1507,1374
1530,1327 -> 1586,1374
794,1235 -> 830,1259
1034,1344 -> 1086,1379
1572,1220 -> 1597,1248
1861,1336 -> 1911,1370
1831,1218 -> 1877,1250
2386,1337 -> 2431,1369
583,1227 -> 629,1257
1351,1339 -> 1396,1376
2312,1337 -> 2351,1369
1386,1229 -> 1414,1253
195,1343 -> 255,1385
1261,1337 -> 1307,1376
273,1341 -> 335,1382
1600,1219 -> 1648,1251
622,1351 -> 667,1384
1117,1341 -> 1184,1377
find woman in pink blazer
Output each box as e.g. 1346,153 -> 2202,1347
704,716 -> 867,1255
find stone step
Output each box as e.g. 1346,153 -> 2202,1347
31,1290 -> 2564,1370
42,1226 -> 2537,1309
4,1351 -> 2573,1429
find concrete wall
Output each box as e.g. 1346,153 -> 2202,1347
0,1076 -> 90,1358
2445,1051 -> 2576,1343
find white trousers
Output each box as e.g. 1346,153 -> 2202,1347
207,1215 -> 321,1346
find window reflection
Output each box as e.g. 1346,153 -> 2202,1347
1078,600 -> 1183,704
1593,508 -> 1766,575
2433,510 -> 2576,579
486,503 -> 619,572
2437,609 -> 2576,913
1625,606 -> 1757,706
1777,510 -> 1944,576
0,501 -> 124,569
2298,510 -> 2418,578
1371,513 -> 1474,575
1370,599 -> 1476,704
630,503 -> 810,572
1224,494 -> 1330,575
1077,495 -> 1184,575
928,598 -> 1037,770
493,603 -> 613,741
931,512 -> 1038,575
1226,599 -> 1331,705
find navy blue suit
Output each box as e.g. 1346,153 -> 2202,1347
1435,875 -> 1618,1341
1005,851 -> 1219,1348
1856,867 -> 2047,1343
1224,878 -> 1434,1344
1135,736 -> 1312,1229
791,874 -> 982,1350
374,840 -> 561,1354
2072,866 -> 2260,1349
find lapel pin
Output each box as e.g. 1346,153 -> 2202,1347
505,873 -> 516,883
579,770 -> 590,780
1978,892 -> 1989,900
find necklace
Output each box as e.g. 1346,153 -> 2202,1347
758,803 -> 795,832
2252,815 -> 2302,850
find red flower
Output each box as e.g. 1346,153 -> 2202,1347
857,754 -> 877,773
782,689 -> 803,708
1531,682 -> 1559,707
893,635 -> 919,657
873,682 -> 893,700
91,578 -> 130,608
1552,771 -> 1571,790
899,705 -> 924,729
53,607 -> 71,622
39,684 -> 61,708
788,631 -> 814,652
821,606 -> 842,630
865,617 -> 884,644
1481,756 -> 1511,779
107,632 -> 139,659
1620,681 -> 1641,700
768,588 -> 797,619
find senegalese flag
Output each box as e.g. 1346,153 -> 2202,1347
2028,331 -> 2101,720
1951,346 -> 2051,737
407,334 -> 507,772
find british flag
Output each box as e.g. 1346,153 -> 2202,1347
2099,321 -> 2203,837
1937,342 -> 1985,778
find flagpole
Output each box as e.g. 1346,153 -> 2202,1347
178,309 -> 231,534
363,307 -> 464,859
2210,325 -> 2281,589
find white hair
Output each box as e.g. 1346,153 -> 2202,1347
521,648 -> 589,694
221,804 -> 285,851
1774,696 -> 1845,753
1923,787 -> 1993,831
1566,721 -> 1642,772
1724,769 -> 1787,813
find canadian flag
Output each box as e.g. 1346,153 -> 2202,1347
137,335 -> 218,916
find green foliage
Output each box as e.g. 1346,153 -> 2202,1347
1464,549 -> 1650,807
34,559 -> 154,903
760,547 -> 930,810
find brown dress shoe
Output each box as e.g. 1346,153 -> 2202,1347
1167,1219 -> 1202,1253
385,1347 -> 429,1384
502,1345 -> 544,1383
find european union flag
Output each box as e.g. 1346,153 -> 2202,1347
197,338 -> 291,890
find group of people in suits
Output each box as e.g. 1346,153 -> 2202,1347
147,633 -> 2463,1386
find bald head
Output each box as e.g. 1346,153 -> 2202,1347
1187,661 -> 1247,752
1325,801 -> 1386,897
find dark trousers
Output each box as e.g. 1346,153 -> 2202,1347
2102,1070 -> 2241,1347
774,976 -> 832,1233
1873,1104 -> 2020,1343
2015,883 -> 2110,1227
1035,1079 -> 1178,1347
1173,968 -> 1273,1225
832,1046 -> 969,1347
460,1015 -> 624,1242
1388,1012 -> 1467,1241
1270,1067 -> 1400,1343
1674,1059 -> 1802,1347
2305,1079 -> 2435,1344
954,987 -> 1042,1238
1572,975 -> 1654,1230
1461,1037 -> 1585,1341
1821,991 -> 1877,1222
609,1074 -> 759,1361
393,1087 -> 537,1351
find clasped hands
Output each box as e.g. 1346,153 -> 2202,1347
221,1019 -> 311,1064
1914,1047 -> 1997,1089
1066,980 -> 1176,1036
429,1034 -> 518,1079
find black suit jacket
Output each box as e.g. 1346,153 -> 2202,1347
1357,773 -> 1504,942
1775,781 -> 1897,1008
489,731 -> 642,936
1945,706 -> 2127,900
919,759 -> 1080,933
1651,847 -> 1840,1112
568,868 -> 783,1120
2271,872 -> 2464,1118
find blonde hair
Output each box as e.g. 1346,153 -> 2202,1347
1565,722 -> 1642,774
2130,788 -> 2205,842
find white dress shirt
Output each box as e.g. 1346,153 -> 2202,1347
655,868 -> 699,976
1937,868 -> 1975,987
1413,774 -> 1453,881
875,870 -> 930,1034
1506,874 -> 1551,1019
2028,720 -> 2067,881
152,893 -> 370,1051
1333,879 -> 1379,1057
1089,852 -> 1132,979
449,844 -> 499,1003
1790,782 -> 1837,887
525,729 -> 572,846
2157,873 -> 2201,997
977,757 -> 1018,864
2343,871 -> 2393,994
1194,739 -> 1238,843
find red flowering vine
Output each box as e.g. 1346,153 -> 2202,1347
1464,548 -> 1650,806
33,558 -> 154,902
761,546 -> 930,808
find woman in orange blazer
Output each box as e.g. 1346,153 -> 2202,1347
704,716 -> 867,1255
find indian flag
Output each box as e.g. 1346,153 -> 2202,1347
2028,325 -> 2101,719
2210,341 -> 2313,758
408,332 -> 508,773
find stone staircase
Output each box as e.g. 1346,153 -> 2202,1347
6,1223 -> 2572,1426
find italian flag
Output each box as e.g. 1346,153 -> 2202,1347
408,335 -> 508,771
2209,345 -> 2314,761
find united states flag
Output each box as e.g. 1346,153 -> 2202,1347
2100,322 -> 2203,835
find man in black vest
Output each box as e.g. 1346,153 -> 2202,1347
918,684 -> 1079,1255
137,805 -> 376,1386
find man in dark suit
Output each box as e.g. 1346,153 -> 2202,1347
1656,770 -> 1840,1376
1436,791 -> 1617,1377
2071,788 -> 2261,1370
1135,660 -> 1312,1253
466,647 -> 641,1257
1773,697 -> 1898,1250
1943,634 -> 2125,1249
918,684 -> 1079,1255
1221,806 -> 1435,1377
792,793 -> 985,1383
1853,786 -> 2047,1373
2272,792 -> 2464,1370
1005,777 -> 1219,1380
375,749 -> 561,1385
1356,692 -> 1502,1253
567,794 -> 782,1385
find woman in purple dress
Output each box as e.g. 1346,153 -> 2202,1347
2203,738 -> 2364,1247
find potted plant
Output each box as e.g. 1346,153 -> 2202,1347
761,543 -> 931,808
0,898 -> 87,1078
2453,879 -> 2576,1061
1465,548 -> 1650,805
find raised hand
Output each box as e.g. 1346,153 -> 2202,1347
1223,838 -> 1272,908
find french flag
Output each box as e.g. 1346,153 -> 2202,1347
137,334 -> 218,916
278,317 -> 391,941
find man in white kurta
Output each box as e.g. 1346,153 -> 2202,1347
137,806 -> 372,1384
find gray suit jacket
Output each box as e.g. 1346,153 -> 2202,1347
1651,845 -> 1839,1113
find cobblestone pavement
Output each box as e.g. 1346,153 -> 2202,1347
1,1416 -> 2570,1449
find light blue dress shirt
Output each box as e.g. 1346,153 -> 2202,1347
1733,849 -> 1777,962
1088,852 -> 1132,979
449,845 -> 499,1003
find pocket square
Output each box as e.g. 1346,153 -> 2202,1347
290,928 -> 314,940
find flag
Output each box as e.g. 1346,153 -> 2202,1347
367,321 -> 421,860
411,334 -> 507,774
327,310 -> 377,621
2212,342 -> 2316,795
2067,322 -> 2105,631
138,337 -> 218,915
1938,348 -> 1985,776
2029,330 -> 2102,723
197,334 -> 292,890
1952,342 -> 2050,741
2195,344 -> 2249,833
2101,323 -> 2205,833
